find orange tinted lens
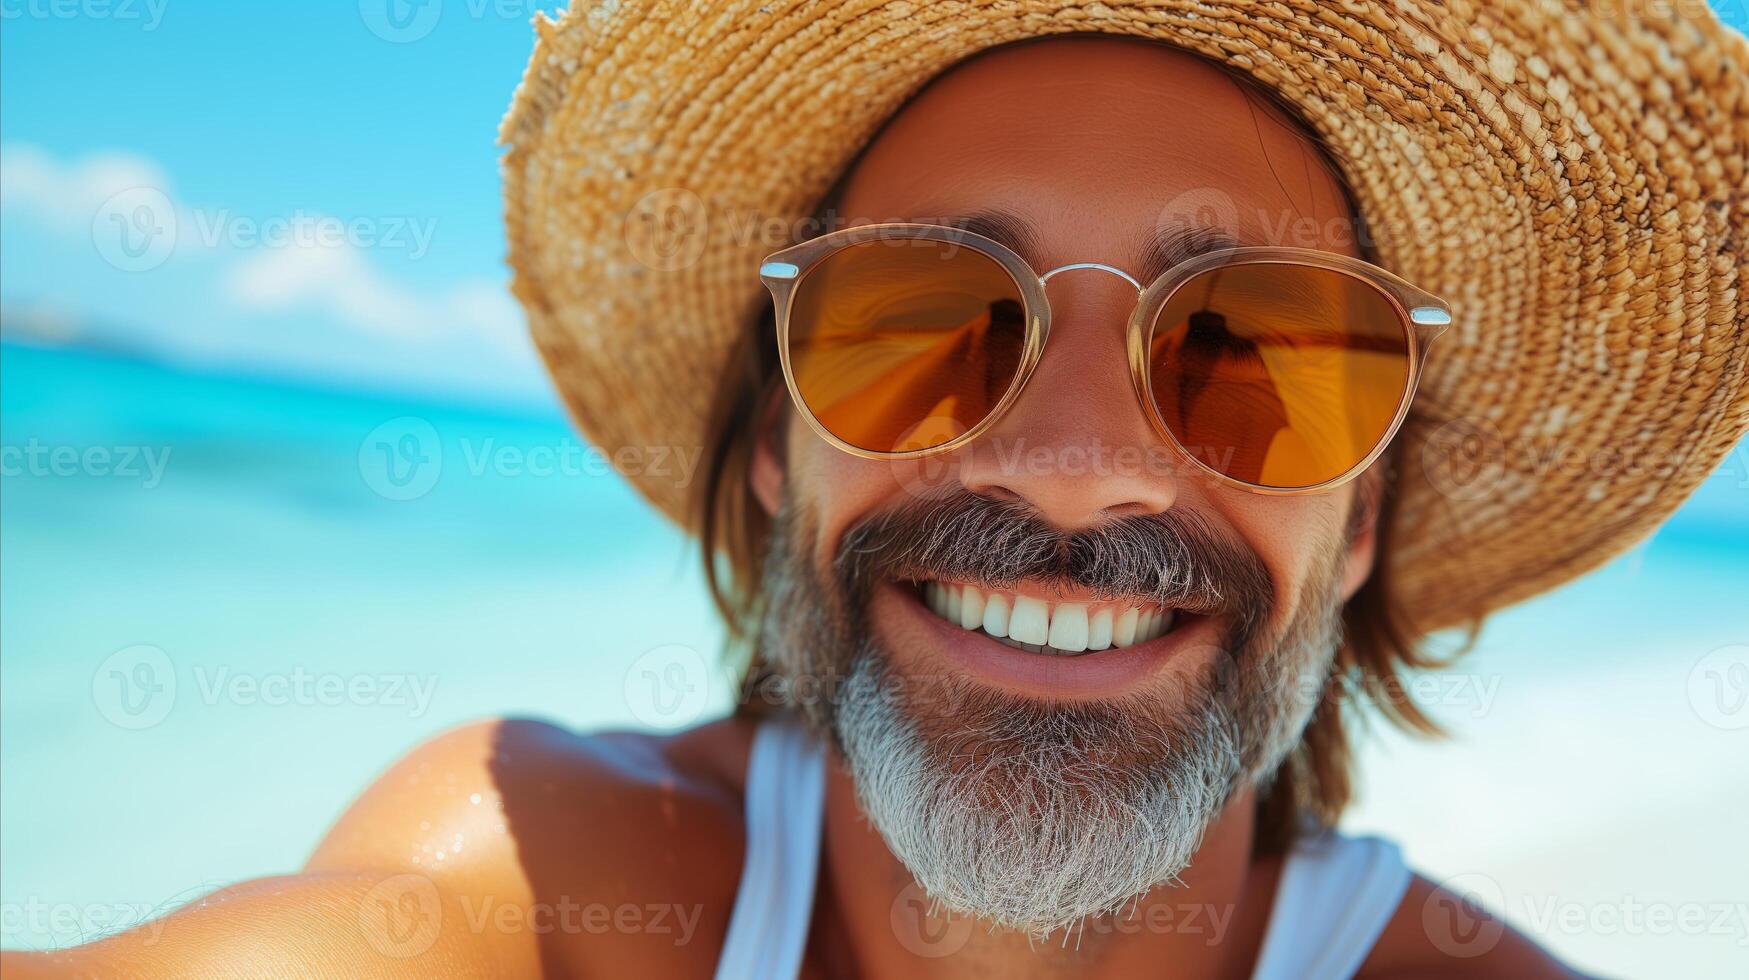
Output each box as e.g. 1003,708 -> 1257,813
785,239 -> 1028,453
1149,264 -> 1411,488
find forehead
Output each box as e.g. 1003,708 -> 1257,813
837,35 -> 1362,271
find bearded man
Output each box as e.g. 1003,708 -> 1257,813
12,2 -> 1747,978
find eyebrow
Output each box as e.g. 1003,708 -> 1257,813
944,206 -> 1247,284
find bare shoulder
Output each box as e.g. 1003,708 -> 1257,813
309,714 -> 760,974
1358,873 -> 1589,979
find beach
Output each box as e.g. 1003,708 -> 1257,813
2,340 -> 1744,976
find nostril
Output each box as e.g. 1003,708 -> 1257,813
971,484 -> 1026,507
1098,501 -> 1161,521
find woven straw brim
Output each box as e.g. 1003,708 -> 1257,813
500,0 -> 1749,635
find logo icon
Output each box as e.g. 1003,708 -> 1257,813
623,188 -> 709,272
358,873 -> 443,958
1421,416 -> 1509,501
1153,186 -> 1240,245
359,417 -> 442,501
1422,872 -> 1506,958
359,0 -> 442,43
889,415 -> 970,502
92,644 -> 176,729
623,644 -> 713,728
888,882 -> 972,957
92,187 -> 177,272
1688,644 -> 1749,731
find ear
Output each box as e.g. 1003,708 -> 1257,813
749,386 -> 790,518
1339,470 -> 1384,601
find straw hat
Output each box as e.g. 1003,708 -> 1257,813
500,0 -> 1749,633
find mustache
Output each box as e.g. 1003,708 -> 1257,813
834,489 -> 1274,624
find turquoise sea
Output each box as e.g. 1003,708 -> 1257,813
2,341 -> 1745,976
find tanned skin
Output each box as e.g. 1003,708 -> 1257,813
4,38 -> 1580,979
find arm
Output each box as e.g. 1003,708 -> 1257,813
2,721 -> 541,979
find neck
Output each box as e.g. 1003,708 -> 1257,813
813,748 -> 1283,980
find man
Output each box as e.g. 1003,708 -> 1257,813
11,1 -> 1746,977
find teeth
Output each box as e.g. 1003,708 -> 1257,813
958,586 -> 986,630
1113,607 -> 1139,647
1087,608 -> 1113,651
1046,603 -> 1089,653
981,593 -> 1011,638
920,582 -> 1176,656
1155,609 -> 1176,639
1008,596 -> 1050,645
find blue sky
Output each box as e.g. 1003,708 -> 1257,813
2,1 -> 564,409
4,2 -> 1747,411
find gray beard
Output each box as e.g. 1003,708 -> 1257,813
757,502 -> 1345,937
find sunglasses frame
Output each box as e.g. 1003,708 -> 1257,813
760,222 -> 1451,495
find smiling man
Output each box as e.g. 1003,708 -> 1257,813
11,2 -> 1748,978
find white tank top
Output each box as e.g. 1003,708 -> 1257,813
714,716 -> 1411,980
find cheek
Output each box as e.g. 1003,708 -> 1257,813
785,423 -> 911,565
1210,487 -> 1352,622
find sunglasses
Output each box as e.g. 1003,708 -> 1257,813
760,222 -> 1450,494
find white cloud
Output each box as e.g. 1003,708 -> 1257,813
222,238 -> 524,347
2,143 -> 543,408
0,142 -> 174,234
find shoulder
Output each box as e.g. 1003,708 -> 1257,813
308,714 -> 761,973
1358,872 -> 1588,979
310,715 -> 757,874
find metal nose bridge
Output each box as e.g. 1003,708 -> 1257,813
1038,261 -> 1144,293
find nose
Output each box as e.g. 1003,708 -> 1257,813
955,267 -> 1180,529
